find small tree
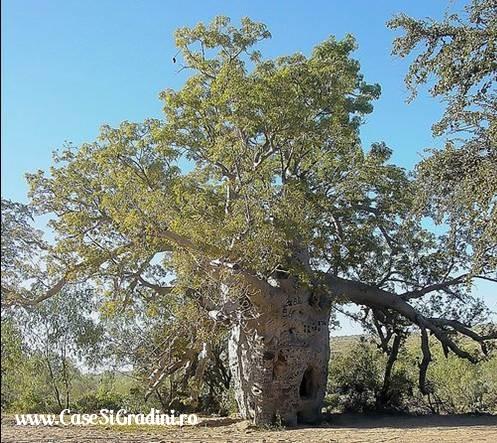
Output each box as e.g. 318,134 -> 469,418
18,288 -> 103,410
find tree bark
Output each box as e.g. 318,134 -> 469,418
227,282 -> 331,425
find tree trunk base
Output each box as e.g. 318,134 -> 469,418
228,290 -> 330,426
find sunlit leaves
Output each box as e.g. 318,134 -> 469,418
389,0 -> 497,276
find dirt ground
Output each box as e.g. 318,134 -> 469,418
2,413 -> 497,443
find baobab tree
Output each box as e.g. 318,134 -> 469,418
2,13 -> 496,425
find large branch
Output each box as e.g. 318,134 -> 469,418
2,242 -> 134,307
135,277 -> 174,296
2,276 -> 67,307
400,273 -> 497,300
153,229 -> 285,308
322,273 -> 497,363
3,223 -> 278,309
399,274 -> 468,300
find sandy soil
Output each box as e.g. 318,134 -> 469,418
2,413 -> 497,443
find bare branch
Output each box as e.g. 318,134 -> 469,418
400,274 -> 468,300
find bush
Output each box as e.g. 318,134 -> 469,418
74,392 -> 124,413
327,338 -> 412,412
426,349 -> 497,413
327,335 -> 497,414
216,387 -> 238,416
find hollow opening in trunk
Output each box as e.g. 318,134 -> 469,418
299,366 -> 317,399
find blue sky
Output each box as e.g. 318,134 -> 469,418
1,0 -> 494,334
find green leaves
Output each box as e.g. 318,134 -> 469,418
174,16 -> 271,79
10,14 -> 491,327
390,0 -> 497,276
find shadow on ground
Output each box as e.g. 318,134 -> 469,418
316,412 -> 497,429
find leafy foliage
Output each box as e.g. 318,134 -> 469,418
388,0 -> 497,275
327,335 -> 497,414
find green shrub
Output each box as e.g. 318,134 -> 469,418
74,392 -> 124,412
327,335 -> 497,414
427,349 -> 497,413
327,338 -> 413,412
216,387 -> 238,416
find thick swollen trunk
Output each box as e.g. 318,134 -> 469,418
227,285 -> 331,425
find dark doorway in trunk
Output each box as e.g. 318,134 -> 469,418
299,366 -> 317,399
